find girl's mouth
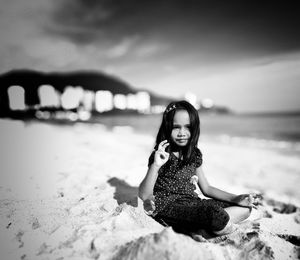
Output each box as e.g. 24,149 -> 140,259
176,139 -> 188,142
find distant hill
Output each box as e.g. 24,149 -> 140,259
0,69 -> 173,111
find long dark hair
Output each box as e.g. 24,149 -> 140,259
154,100 -> 200,165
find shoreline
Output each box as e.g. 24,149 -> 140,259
3,116 -> 300,151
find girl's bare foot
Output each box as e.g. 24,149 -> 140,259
213,222 -> 239,236
191,233 -> 207,242
191,229 -> 214,241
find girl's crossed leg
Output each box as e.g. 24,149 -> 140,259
154,198 -> 256,237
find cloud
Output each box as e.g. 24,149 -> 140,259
135,42 -> 168,58
42,0 -> 300,55
106,36 -> 139,58
24,38 -> 80,68
2,0 -> 300,71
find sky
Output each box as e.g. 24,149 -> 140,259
1,0 -> 300,112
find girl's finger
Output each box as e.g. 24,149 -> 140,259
253,198 -> 260,204
162,151 -> 169,156
162,141 -> 169,147
250,193 -> 262,200
163,152 -> 169,158
158,140 -> 168,148
161,142 -> 169,151
248,196 -> 253,202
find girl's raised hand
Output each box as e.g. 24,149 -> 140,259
154,140 -> 170,167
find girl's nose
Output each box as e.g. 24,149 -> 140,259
178,128 -> 186,135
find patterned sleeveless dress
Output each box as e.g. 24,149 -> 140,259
147,148 -> 233,232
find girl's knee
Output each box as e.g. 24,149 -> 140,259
210,207 -> 230,231
237,206 -> 252,222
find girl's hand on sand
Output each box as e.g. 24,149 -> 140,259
143,196 -> 156,215
249,193 -> 263,208
154,140 -> 170,167
234,194 -> 255,208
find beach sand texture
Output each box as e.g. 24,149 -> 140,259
0,119 -> 300,260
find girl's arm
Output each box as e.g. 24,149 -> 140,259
139,140 -> 170,201
138,164 -> 160,200
196,166 -> 255,207
196,166 -> 236,202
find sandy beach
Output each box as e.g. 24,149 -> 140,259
0,118 -> 299,260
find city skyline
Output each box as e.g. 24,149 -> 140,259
1,0 -> 300,112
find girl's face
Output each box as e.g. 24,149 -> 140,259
170,109 -> 191,147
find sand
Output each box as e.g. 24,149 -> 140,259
0,119 -> 299,260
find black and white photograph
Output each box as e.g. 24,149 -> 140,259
0,1 -> 300,259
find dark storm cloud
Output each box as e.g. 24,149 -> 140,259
46,0 -> 300,55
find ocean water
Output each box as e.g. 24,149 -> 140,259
94,113 -> 300,153
200,114 -> 300,153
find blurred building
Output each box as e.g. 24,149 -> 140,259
184,91 -> 199,109
7,85 -> 26,110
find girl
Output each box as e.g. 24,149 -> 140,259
139,100 -> 258,237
